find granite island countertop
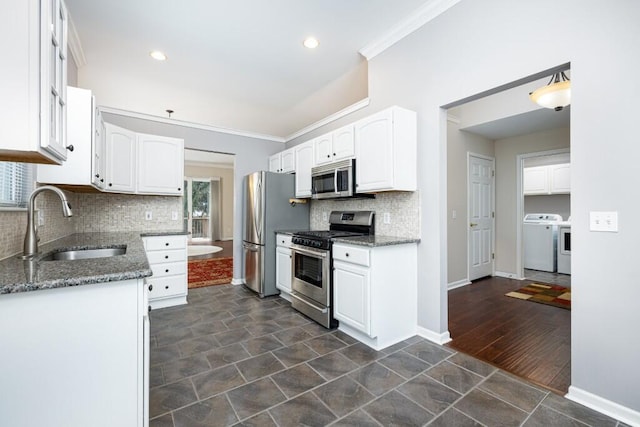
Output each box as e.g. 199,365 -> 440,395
274,229 -> 310,236
0,232 -> 157,295
332,235 -> 421,247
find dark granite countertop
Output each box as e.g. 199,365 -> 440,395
274,229 -> 309,236
332,235 -> 420,247
0,232 -> 153,295
141,230 -> 189,237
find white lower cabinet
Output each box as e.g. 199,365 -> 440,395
143,234 -> 188,309
333,242 -> 417,350
275,233 -> 293,300
0,279 -> 149,427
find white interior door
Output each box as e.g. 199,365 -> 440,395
468,154 -> 495,280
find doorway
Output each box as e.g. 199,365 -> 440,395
445,67 -> 572,393
184,177 -> 221,243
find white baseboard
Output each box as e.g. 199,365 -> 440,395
448,279 -> 471,290
566,386 -> 640,427
417,326 -> 452,345
231,278 -> 244,286
494,271 -> 525,280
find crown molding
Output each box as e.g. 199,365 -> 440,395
285,98 -> 370,142
67,13 -> 87,68
359,0 -> 462,60
98,106 -> 285,143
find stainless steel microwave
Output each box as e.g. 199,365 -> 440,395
311,158 -> 355,199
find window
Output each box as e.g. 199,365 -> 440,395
0,162 -> 34,208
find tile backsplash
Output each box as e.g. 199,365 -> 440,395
310,191 -> 420,237
0,191 -> 182,260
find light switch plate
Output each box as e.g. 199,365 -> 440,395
383,212 -> 391,224
590,211 -> 618,232
171,211 -> 179,221
145,211 -> 153,221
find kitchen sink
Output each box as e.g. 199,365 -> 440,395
41,247 -> 126,261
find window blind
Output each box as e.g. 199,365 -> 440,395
0,162 -> 34,208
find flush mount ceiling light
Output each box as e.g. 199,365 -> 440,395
303,37 -> 319,49
149,50 -> 167,61
529,71 -> 571,111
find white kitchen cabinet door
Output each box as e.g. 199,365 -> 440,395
105,123 -> 136,193
92,109 -> 106,189
37,87 -> 93,186
549,163 -> 571,193
334,260 -> 371,336
523,166 -> 549,195
137,134 -> 184,195
354,106 -> 416,193
269,153 -> 282,172
314,134 -> 334,165
331,125 -> 355,161
1,0 -> 69,164
280,148 -> 296,173
275,246 -> 293,294
295,141 -> 314,197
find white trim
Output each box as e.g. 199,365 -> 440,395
359,0 -> 462,60
566,386 -> 640,427
230,278 -> 244,286
494,271 -> 524,280
67,14 -> 87,68
447,279 -> 471,290
284,98 -> 370,141
516,148 -> 570,279
417,326 -> 452,345
446,113 -> 460,124
99,106 -> 286,143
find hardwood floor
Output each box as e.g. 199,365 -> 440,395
447,276 -> 571,394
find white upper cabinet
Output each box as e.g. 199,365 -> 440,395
524,163 -> 571,195
92,109 -> 106,189
37,87 -> 94,187
294,141 -> 314,197
354,106 -> 417,193
1,0 -> 69,164
103,124 -> 185,195
269,149 -> 295,173
137,134 -> 184,195
314,125 -> 355,166
105,123 -> 137,193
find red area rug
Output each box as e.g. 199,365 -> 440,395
505,283 -> 571,310
188,257 -> 233,288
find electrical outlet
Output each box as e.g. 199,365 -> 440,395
452,210 -> 457,219
171,211 -> 179,221
322,212 -> 328,222
37,210 -> 44,226
383,212 -> 391,224
145,211 -> 153,221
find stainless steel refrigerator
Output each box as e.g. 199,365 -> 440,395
243,171 -> 309,297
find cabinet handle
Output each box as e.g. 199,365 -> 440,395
108,183 -> 113,187
165,269 -> 169,273
66,145 -> 74,152
100,179 -> 104,183
148,284 -> 153,291
345,253 -> 350,257
333,153 -> 336,156
178,188 -> 181,191
326,154 -> 330,158
165,242 -> 169,246
148,305 -> 152,313
95,174 -> 100,178
165,255 -> 169,259
165,285 -> 169,289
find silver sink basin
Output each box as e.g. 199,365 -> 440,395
41,247 -> 126,261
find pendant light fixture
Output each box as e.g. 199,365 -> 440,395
529,71 -> 571,111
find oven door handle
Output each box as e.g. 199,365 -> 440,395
291,292 -> 328,314
291,245 -> 327,258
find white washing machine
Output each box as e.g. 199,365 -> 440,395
557,221 -> 571,274
523,213 -> 563,272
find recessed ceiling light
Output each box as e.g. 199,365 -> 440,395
150,50 -> 167,61
303,37 -> 319,49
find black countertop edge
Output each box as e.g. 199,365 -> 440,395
332,235 -> 421,247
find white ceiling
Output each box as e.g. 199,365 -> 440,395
66,0 -> 430,139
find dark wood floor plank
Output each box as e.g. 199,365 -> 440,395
447,276 -> 571,394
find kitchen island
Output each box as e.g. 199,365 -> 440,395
0,232 -> 158,427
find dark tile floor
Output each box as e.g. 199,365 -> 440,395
149,284 -> 625,427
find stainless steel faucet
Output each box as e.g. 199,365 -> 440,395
22,186 -> 73,259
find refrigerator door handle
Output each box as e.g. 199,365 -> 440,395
243,242 -> 259,252
255,177 -> 263,242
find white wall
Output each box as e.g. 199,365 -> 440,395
524,195 -> 571,221
289,0 -> 640,417
101,112 -> 283,281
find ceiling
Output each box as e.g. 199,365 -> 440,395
66,0 -> 431,139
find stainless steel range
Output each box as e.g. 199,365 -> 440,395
290,211 -> 374,328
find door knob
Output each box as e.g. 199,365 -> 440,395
470,223 -> 478,227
